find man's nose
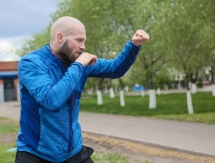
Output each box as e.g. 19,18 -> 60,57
80,44 -> 85,51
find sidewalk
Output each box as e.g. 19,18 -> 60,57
0,101 -> 215,157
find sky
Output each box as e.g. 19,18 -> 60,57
0,0 -> 60,61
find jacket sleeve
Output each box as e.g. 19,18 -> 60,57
18,58 -> 84,110
87,40 -> 141,78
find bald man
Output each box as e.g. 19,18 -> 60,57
15,16 -> 149,163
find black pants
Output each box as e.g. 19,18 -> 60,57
15,146 -> 94,163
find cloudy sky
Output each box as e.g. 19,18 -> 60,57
0,0 -> 60,61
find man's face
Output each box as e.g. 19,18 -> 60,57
57,30 -> 86,64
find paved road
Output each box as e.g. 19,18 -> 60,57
0,101 -> 215,157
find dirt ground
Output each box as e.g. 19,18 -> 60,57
1,132 -> 215,163
82,132 -> 215,163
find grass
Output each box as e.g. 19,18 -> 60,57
80,92 -> 215,124
0,118 -> 149,163
0,117 -> 19,135
92,153 -> 149,163
0,145 -> 149,163
0,117 -> 18,163
0,143 -> 16,163
1,92 -> 214,162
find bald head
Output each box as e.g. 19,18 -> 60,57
49,16 -> 86,58
50,16 -> 85,42
49,16 -> 87,63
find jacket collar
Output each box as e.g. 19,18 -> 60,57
44,44 -> 67,71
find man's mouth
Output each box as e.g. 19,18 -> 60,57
77,52 -> 82,55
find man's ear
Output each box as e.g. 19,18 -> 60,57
57,33 -> 64,44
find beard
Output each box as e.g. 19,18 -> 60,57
57,40 -> 76,64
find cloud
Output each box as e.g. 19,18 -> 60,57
0,36 -> 27,61
0,0 -> 59,38
0,0 -> 60,61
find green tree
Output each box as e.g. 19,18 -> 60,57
165,0 -> 215,113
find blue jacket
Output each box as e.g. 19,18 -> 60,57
16,40 -> 141,162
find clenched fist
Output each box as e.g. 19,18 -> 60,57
75,52 -> 97,67
131,29 -> 149,46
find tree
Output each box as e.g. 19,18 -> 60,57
166,0 -> 215,113
16,0 -> 215,112
57,0 -> 155,105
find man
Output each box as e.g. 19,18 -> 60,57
15,16 -> 149,163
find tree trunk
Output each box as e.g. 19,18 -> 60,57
97,90 -> 103,105
157,88 -> 161,95
191,84 -> 197,94
212,84 -> 215,97
118,78 -> 125,107
125,86 -> 129,92
190,71 -> 198,94
109,88 -> 115,98
186,91 -> 194,114
146,73 -> 154,90
149,90 -> 156,109
87,87 -> 93,95
97,78 -> 104,90
108,79 -> 115,98
185,74 -> 194,114
211,69 -> 215,97
185,74 -> 190,91
97,78 -> 104,105
146,73 -> 156,109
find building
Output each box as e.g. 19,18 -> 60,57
0,61 -> 19,102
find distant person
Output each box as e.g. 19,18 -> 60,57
15,16 -> 149,163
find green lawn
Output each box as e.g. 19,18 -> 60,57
0,144 -> 148,163
0,117 -> 18,163
0,143 -> 17,163
0,117 -> 148,163
80,92 -> 215,124
1,92 -> 214,162
0,117 -> 19,135
92,153 -> 149,163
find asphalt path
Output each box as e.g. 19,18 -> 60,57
0,101 -> 214,157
